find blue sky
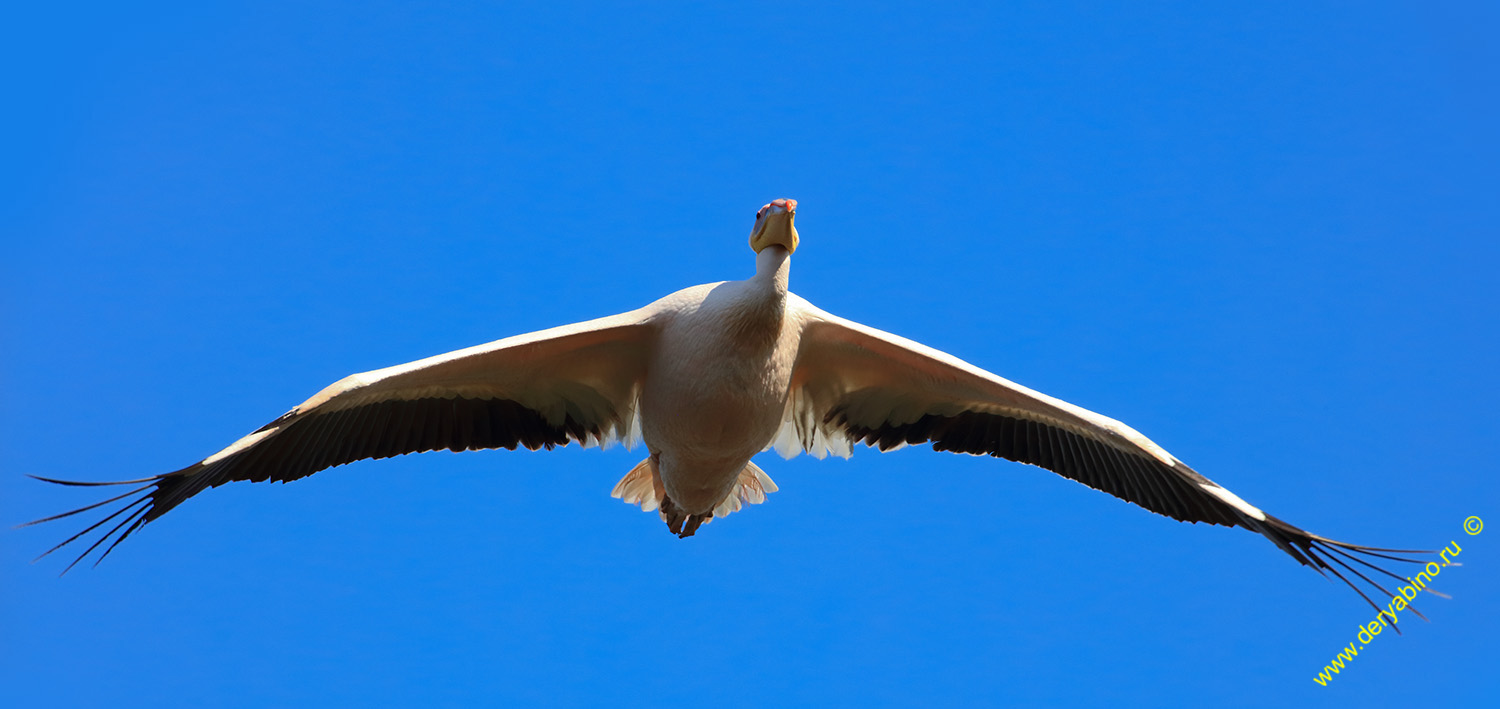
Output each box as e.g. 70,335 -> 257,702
3,2 -> 1497,706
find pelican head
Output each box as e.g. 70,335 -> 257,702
749,198 -> 799,254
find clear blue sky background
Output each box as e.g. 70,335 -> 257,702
3,2 -> 1496,706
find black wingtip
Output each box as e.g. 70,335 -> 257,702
25,476 -> 165,574
16,483 -> 155,529
28,474 -> 167,487
1306,533 -> 1436,556
1246,511 -> 1451,633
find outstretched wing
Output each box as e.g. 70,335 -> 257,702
779,296 -> 1435,621
28,308 -> 657,571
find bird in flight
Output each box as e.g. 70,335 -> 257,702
29,198 -> 1434,621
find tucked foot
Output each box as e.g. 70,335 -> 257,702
678,512 -> 711,538
658,496 -> 712,538
661,496 -> 686,536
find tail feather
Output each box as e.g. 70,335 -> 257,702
610,458 -> 778,524
610,458 -> 662,512
711,461 -> 777,519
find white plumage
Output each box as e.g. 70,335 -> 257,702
30,198 -> 1435,622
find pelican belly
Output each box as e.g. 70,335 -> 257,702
639,281 -> 797,514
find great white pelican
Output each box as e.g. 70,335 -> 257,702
28,198 -> 1436,622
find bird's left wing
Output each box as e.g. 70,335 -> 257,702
777,296 -> 1434,617
28,307 -> 657,571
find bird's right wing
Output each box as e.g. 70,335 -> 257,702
27,307 -> 658,571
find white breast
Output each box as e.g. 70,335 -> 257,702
638,280 -> 798,512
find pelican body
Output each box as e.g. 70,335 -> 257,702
638,235 -> 798,533
31,198 -> 1434,621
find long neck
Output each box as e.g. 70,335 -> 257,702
723,246 -> 790,348
752,245 -> 791,296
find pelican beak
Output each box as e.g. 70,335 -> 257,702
749,198 -> 799,254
